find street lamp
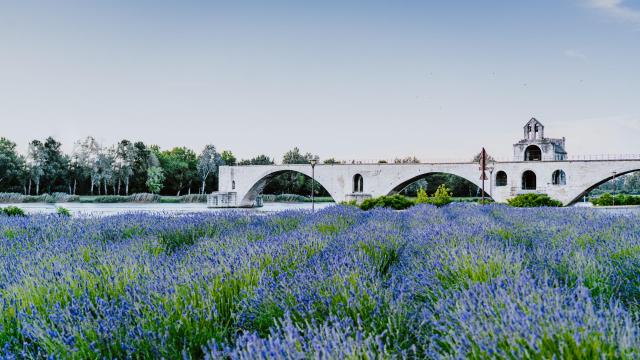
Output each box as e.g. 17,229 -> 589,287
310,158 -> 318,212
612,171 -> 617,206
487,159 -> 495,203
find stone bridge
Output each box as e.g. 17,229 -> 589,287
209,119 -> 640,207
213,159 -> 640,207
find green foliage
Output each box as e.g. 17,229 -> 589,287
415,188 -> 429,204
360,195 -> 415,210
507,193 -> 563,207
592,193 -> 640,206
414,185 -> 452,207
238,154 -> 274,165
92,195 -> 131,203
323,158 -> 341,164
430,184 -> 453,207
56,207 -> 71,217
399,173 -> 480,197
0,138 -> 25,193
158,147 -> 197,196
220,150 -> 237,166
146,166 -> 165,194
1,206 -> 25,216
282,147 -> 317,165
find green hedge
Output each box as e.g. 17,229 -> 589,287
592,193 -> 640,206
360,195 -> 415,210
507,193 -> 563,207
0,193 -> 208,204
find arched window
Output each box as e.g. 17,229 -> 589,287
524,145 -> 542,161
353,174 -> 363,193
552,170 -> 566,185
232,180 -> 236,190
495,171 -> 508,187
522,170 -> 537,190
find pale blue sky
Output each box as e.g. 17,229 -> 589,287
1,0 -> 639,161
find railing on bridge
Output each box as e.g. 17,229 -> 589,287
566,154 -> 640,161
239,154 -> 640,166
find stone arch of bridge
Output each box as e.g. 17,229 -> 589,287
385,171 -> 489,198
239,169 -> 338,206
566,168 -> 640,205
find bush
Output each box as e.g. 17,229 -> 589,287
179,194 -> 208,203
1,206 -> 25,216
414,185 -> 452,207
507,193 -> 562,207
415,188 -> 429,204
22,195 -> 46,203
592,193 -> 640,206
360,195 -> 415,210
129,193 -> 160,203
56,207 -> 71,217
92,195 -> 131,203
262,194 -> 309,202
0,193 -> 25,203
50,192 -> 80,203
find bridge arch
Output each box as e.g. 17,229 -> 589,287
239,169 -> 338,206
566,168 -> 640,205
386,171 -> 488,198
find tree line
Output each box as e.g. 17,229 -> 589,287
0,136 -> 332,196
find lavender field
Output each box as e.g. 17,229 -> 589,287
1,204 -> 640,358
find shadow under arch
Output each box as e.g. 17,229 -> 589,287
567,168 -> 640,205
240,169 -> 337,206
387,171 -> 491,199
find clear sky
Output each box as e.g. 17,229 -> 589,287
1,0 -> 639,162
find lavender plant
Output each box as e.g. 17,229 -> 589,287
0,204 -> 639,358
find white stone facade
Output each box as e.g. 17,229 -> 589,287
513,118 -> 567,161
213,119 -> 640,207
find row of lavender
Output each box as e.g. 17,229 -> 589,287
0,204 -> 639,358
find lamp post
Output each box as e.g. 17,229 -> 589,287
310,158 -> 318,212
612,171 -> 617,206
487,159 -> 495,203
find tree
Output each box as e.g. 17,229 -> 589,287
98,146 -> 116,195
41,137 -> 68,193
238,154 -> 274,165
0,138 -> 25,192
72,136 -> 102,195
146,166 -> 165,194
26,140 -> 47,195
159,147 -> 198,196
130,141 -> 151,194
472,151 -> 495,163
323,158 -> 341,165
115,140 -> 137,195
393,156 -> 420,164
197,145 -> 221,194
220,150 -> 237,166
282,147 -> 316,164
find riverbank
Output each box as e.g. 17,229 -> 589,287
0,202 -> 337,216
0,193 -> 336,204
